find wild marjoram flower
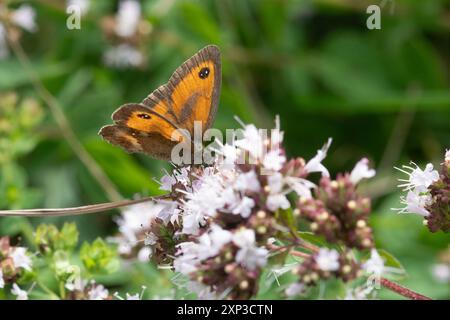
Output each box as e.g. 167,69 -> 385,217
113,117 -> 385,299
0,237 -> 33,286
115,0 -> 141,38
11,283 -> 28,300
296,157 -> 376,250
0,269 -> 4,289
0,24 -> 8,59
102,0 -> 148,69
9,247 -> 33,271
0,4 -> 38,60
394,150 -> 450,232
10,5 -> 38,32
432,245 -> 450,284
103,43 -> 144,69
0,237 -> 34,299
66,0 -> 90,16
114,286 -> 147,300
113,201 -> 166,260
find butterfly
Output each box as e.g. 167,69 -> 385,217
99,45 -> 221,161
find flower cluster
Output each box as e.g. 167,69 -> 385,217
65,276 -> 146,300
0,237 -> 34,299
113,201 -> 166,262
119,119 -> 290,298
432,246 -> 450,284
34,223 -> 121,300
0,3 -> 38,59
65,277 -> 110,300
101,0 -> 151,69
66,0 -> 90,16
112,117 -> 381,299
394,150 -> 450,233
291,248 -> 360,287
296,159 -> 375,250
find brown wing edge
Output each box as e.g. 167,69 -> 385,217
99,125 -> 143,154
142,45 -> 222,130
98,124 -> 178,160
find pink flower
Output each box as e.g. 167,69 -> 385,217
304,138 -> 332,177
316,248 -> 340,272
350,158 -> 376,184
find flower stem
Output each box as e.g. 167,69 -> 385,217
268,245 -> 432,300
267,243 -> 310,259
37,281 -> 60,300
380,278 -> 432,300
59,281 -> 66,300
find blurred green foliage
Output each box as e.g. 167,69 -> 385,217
0,0 -> 449,299
35,222 -> 79,254
80,238 -> 119,274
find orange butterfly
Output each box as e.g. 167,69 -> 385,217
99,45 -> 221,160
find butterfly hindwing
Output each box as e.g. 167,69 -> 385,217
99,124 -> 179,160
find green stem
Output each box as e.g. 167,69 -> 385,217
59,281 -> 66,300
20,219 -> 37,250
37,281 -> 60,300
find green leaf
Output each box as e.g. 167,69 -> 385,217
51,250 -> 80,283
57,69 -> 93,110
0,217 -> 29,236
278,208 -> 296,232
177,2 -> 221,44
80,238 -> 119,274
297,231 -> 328,248
34,222 -> 79,254
85,140 -> 162,197
60,223 -> 80,251
377,249 -> 406,272
0,60 -> 70,90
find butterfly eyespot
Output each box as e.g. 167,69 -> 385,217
138,113 -> 151,120
198,67 -> 210,79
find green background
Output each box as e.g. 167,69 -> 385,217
0,0 -> 449,299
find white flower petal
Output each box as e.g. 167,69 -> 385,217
10,247 -> 32,271
266,194 -> 290,211
432,264 -> 450,283
316,248 -> 340,272
234,170 -> 261,193
362,249 -> 385,276
12,5 -> 38,32
263,149 -> 286,171
88,284 -> 109,300
0,269 -> 4,288
115,0 -> 141,37
67,0 -> 90,15
11,283 -> 28,300
285,283 -> 304,297
350,158 -> 376,184
103,44 -> 143,69
305,138 -> 332,177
